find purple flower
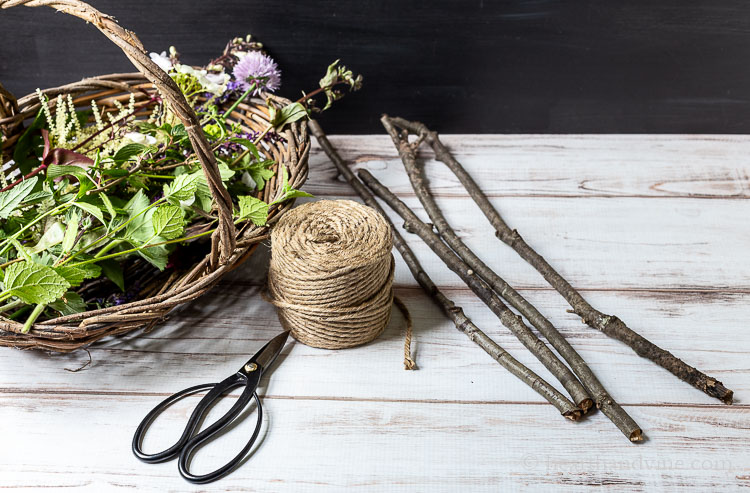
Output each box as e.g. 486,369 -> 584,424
232,52 -> 281,95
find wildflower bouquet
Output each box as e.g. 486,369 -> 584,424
0,34 -> 361,339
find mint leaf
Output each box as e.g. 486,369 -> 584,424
270,102 -> 308,129
113,143 -> 147,164
237,196 -> 269,226
99,259 -> 125,291
27,221 -> 65,254
137,240 -> 168,271
164,173 -> 199,203
2,261 -> 70,305
271,166 -> 313,205
124,190 -> 154,242
55,263 -> 101,287
247,161 -> 275,191
218,162 -> 235,182
152,205 -> 185,240
0,177 -> 38,219
49,291 -> 86,315
73,201 -> 106,225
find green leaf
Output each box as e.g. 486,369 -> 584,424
236,196 -> 269,226
163,172 -> 199,203
27,221 -> 65,254
229,138 -> 261,161
73,201 -> 106,225
0,177 -> 38,219
61,211 -> 80,254
49,291 -> 86,315
100,192 -> 117,220
1,261 -> 70,305
47,164 -> 96,187
248,163 -> 275,191
22,185 -> 53,206
271,166 -> 313,205
218,162 -> 235,181
100,168 -> 129,178
113,143 -> 148,164
152,205 -> 185,240
319,59 -> 341,88
171,123 -> 188,139
54,263 -> 101,288
270,102 -> 308,129
136,239 -> 168,271
99,259 -> 125,291
124,190 -> 155,243
124,189 -> 149,218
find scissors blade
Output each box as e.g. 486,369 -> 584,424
246,330 -> 290,372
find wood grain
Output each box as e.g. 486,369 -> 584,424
3,1 -> 750,133
0,135 -> 748,491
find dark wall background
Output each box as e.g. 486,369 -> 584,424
2,0 -> 750,133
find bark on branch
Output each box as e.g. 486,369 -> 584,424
357,167 -> 588,419
380,115 -> 644,441
308,119 -> 582,420
388,115 -> 733,406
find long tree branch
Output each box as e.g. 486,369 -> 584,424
308,119 -> 582,420
357,167 -> 591,421
381,116 -> 646,442
389,116 -> 734,406
381,115 -> 592,412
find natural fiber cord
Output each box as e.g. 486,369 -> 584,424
267,200 -> 401,351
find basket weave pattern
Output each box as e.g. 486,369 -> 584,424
0,0 -> 309,351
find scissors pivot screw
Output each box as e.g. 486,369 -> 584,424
244,363 -> 259,372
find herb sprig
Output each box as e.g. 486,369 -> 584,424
0,37 -> 361,330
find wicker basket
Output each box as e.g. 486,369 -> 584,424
0,0 -> 309,351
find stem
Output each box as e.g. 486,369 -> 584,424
308,120 -> 581,420
0,299 -> 24,313
94,239 -> 123,259
388,116 -> 734,407
22,303 -> 46,333
0,200 -> 74,258
222,84 -> 256,119
73,99 -> 155,152
59,197 -> 166,266
0,165 -> 48,193
67,227 -> 216,269
229,126 -> 272,168
137,174 -> 175,179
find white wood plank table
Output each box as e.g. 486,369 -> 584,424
1,135 -> 749,492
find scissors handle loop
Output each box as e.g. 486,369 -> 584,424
132,370 -> 262,479
178,391 -> 263,484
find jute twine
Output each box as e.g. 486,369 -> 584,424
267,200 -> 415,367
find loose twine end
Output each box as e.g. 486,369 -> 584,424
394,295 -> 417,370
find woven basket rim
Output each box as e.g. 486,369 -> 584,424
0,0 -> 311,351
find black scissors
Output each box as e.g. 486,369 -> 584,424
132,330 -> 290,484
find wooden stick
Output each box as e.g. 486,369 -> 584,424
380,115 -> 642,441
356,167 -> 591,421
388,116 -> 734,406
308,120 -> 582,420
380,115 -> 593,412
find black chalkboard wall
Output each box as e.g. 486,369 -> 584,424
2,0 -> 749,133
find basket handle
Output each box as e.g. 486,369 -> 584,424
0,0 -> 237,265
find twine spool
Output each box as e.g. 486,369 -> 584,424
267,200 -> 396,349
